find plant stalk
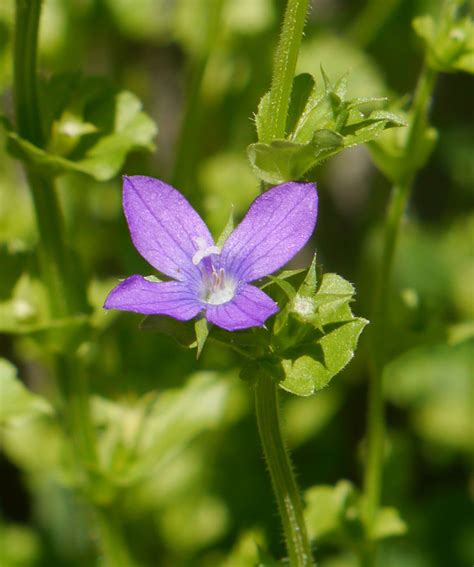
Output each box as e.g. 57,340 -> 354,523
14,0 -> 86,318
266,0 -> 311,140
95,507 -> 137,567
171,0 -> 224,192
253,1 -> 314,564
255,374 -> 314,567
363,62 -> 437,563
13,2 -> 134,563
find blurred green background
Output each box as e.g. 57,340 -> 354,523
0,0 -> 472,566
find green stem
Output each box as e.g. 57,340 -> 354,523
14,0 -> 85,318
55,355 -> 97,470
266,0 -> 311,140
13,2 -> 134,564
363,63 -> 437,563
255,374 -> 314,567
14,0 -> 93,452
171,0 -> 224,192
14,0 -> 43,147
252,2 -> 314,563
95,507 -> 137,567
347,0 -> 401,48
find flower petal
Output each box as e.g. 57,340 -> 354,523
221,182 -> 317,282
206,284 -> 278,331
123,176 -> 214,282
104,275 -> 202,319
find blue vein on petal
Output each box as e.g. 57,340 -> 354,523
127,179 -> 201,282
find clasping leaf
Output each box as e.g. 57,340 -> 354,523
249,69 -> 405,184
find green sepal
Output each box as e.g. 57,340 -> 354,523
194,317 -> 210,359
286,73 -> 317,135
216,208 -> 235,248
292,272 -> 355,325
295,252 -> 318,298
290,68 -> 404,146
340,110 -> 406,148
143,275 -> 164,283
261,269 -> 306,294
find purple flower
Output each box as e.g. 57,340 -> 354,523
104,176 -> 318,331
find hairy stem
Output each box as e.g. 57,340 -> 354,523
252,1 -> 315,564
363,62 -> 437,563
266,0 -> 311,140
255,374 -> 314,567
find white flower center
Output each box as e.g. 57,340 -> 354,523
192,237 -> 236,305
193,237 -> 236,305
203,266 -> 236,305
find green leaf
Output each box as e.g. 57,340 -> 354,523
249,69 -> 404,183
368,105 -> 438,182
278,272 -> 368,396
279,319 -> 367,396
341,109 -> 407,148
290,68 -> 405,143
113,372 -> 232,483
372,507 -> 408,540
4,75 -> 157,180
304,480 -> 359,541
291,77 -> 335,144
247,130 -> 343,184
0,359 -> 51,424
305,481 -> 406,544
